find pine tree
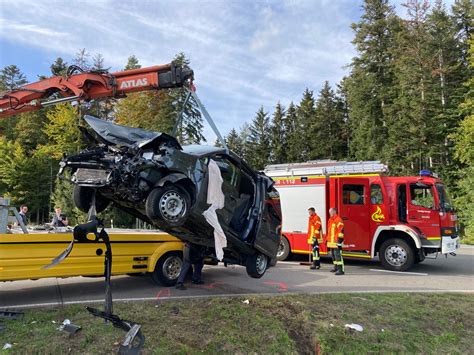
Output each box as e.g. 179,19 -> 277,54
451,0 -> 473,66
73,48 -> 90,70
1,65 -> 27,90
170,53 -> 205,144
92,53 -> 106,71
312,81 -> 347,160
424,0 -> 469,182
124,55 -> 141,70
226,128 -> 244,156
269,102 -> 287,164
238,123 -> 252,162
50,57 -> 68,76
292,89 -> 316,162
284,102 -> 300,162
452,38 -> 474,242
347,0 -> 399,161
337,77 -> 351,158
247,107 -> 271,170
0,65 -> 27,139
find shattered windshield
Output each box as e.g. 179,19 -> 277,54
435,183 -> 454,212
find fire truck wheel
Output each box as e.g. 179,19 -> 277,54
276,237 -> 290,261
73,185 -> 110,213
246,253 -> 268,278
151,252 -> 183,287
379,238 -> 415,271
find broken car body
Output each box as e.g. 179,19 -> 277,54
60,116 -> 282,278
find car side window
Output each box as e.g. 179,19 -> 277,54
370,184 -> 383,204
343,184 -> 365,205
213,157 -> 240,189
410,183 -> 434,210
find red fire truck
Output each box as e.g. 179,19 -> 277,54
264,160 -> 460,271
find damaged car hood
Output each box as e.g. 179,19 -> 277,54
84,115 -> 182,150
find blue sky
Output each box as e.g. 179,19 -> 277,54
0,0 -> 455,141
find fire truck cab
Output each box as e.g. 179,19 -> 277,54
264,160 -> 460,271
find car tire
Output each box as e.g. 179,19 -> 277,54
146,185 -> 191,227
246,253 -> 268,278
151,252 -> 183,287
276,237 -> 290,261
73,185 -> 110,213
379,238 -> 415,271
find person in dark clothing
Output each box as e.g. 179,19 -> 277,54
175,242 -> 206,290
51,207 -> 68,227
18,205 -> 28,226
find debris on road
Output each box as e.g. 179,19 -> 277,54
0,310 -> 24,320
345,323 -> 364,332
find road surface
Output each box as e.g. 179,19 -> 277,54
1,246 -> 472,308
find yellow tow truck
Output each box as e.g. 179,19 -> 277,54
0,228 -> 184,286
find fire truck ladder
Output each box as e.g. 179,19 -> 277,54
264,160 -> 389,177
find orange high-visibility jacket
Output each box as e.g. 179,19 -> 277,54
307,213 -> 323,244
327,214 -> 344,248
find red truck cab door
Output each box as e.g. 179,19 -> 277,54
407,182 -> 440,239
338,178 -> 371,251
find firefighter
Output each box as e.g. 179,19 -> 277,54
307,207 -> 323,270
327,207 -> 345,275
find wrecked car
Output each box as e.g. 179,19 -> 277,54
60,116 -> 282,278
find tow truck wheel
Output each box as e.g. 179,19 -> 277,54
379,238 -> 415,271
277,237 -> 290,261
146,185 -> 191,227
151,252 -> 183,287
246,253 -> 268,278
73,185 -> 110,213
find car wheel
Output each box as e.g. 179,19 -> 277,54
246,253 -> 268,278
379,238 -> 415,271
276,237 -> 290,261
146,185 -> 191,227
151,252 -> 183,287
73,185 -> 110,213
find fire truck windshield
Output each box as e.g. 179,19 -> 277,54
435,183 -> 454,212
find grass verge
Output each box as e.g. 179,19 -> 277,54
0,293 -> 472,354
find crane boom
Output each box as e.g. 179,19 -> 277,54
0,62 -> 193,118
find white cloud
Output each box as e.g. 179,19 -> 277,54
0,0 -> 376,139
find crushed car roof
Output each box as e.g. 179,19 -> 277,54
84,115 -> 182,150
181,145 -> 227,157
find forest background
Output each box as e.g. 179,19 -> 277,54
0,0 -> 472,241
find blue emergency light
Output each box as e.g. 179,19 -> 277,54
419,170 -> 438,178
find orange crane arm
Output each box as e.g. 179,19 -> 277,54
0,62 -> 193,118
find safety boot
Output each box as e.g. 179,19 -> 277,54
330,265 -> 337,272
335,265 -> 345,275
309,260 -> 320,270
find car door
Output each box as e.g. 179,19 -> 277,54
253,176 -> 282,258
210,156 -> 242,227
407,182 -> 440,239
338,178 -> 371,251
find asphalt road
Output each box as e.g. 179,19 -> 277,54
1,246 -> 473,309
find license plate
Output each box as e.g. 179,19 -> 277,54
75,168 -> 110,185
441,236 -> 459,254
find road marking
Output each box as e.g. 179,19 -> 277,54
370,269 -> 428,276
156,288 -> 171,299
264,281 -> 288,292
